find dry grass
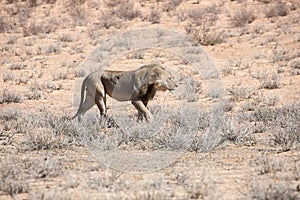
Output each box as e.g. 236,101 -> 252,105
148,9 -> 161,24
229,7 -> 256,27
116,1 -> 140,20
0,0 -> 300,198
184,4 -> 225,45
0,89 -> 22,104
264,1 -> 289,18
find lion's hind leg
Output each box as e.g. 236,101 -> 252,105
95,91 -> 107,116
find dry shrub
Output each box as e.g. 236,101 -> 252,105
104,0 -> 123,7
230,7 -> 256,27
0,89 -> 22,104
3,72 -> 15,82
272,103 -> 300,150
185,24 -> 224,46
188,5 -> 220,26
116,1 -> 140,20
264,2 -> 289,18
67,0 -> 86,7
16,4 -> 32,27
23,21 -> 57,37
228,85 -> 257,101
162,0 -> 183,12
185,4 -> 224,45
260,72 -> 280,89
289,0 -> 300,10
6,0 -> 19,4
176,9 -> 188,21
257,0 -> 272,3
0,160 -> 29,195
70,6 -> 87,26
249,183 -> 299,200
0,17 -> 14,33
44,0 -> 58,4
148,10 -> 161,24
28,0 -> 38,7
100,11 -> 120,29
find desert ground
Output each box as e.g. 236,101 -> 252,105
0,0 -> 300,199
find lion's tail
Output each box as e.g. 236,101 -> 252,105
72,77 -> 87,120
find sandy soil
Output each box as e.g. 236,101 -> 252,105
0,0 -> 299,199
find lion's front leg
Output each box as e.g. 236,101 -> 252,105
131,100 -> 153,122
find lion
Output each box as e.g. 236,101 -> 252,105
72,64 -> 177,122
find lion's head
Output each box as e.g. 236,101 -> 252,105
151,64 -> 178,92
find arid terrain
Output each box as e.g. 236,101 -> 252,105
0,0 -> 300,199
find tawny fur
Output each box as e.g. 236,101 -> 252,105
72,64 -> 177,122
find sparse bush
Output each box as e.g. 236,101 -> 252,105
6,0 -> 19,4
116,1 -> 140,20
104,0 -> 123,7
100,11 -> 120,29
264,2 -> 289,18
0,17 -> 14,33
59,34 -> 74,42
127,50 -> 145,59
249,181 -> 300,200
186,24 -> 225,46
188,5 -> 220,26
0,89 -> 22,104
45,0 -> 57,4
255,156 -> 283,175
273,131 -> 295,151
185,5 -> 223,45
21,115 -> 79,150
26,156 -> 63,178
222,59 -> 250,76
3,110 -> 105,150
0,160 -> 29,195
290,60 -> 300,69
272,104 -> 300,150
222,65 -> 236,76
6,36 -> 17,44
289,0 -> 300,11
219,99 -> 235,112
53,71 -> 68,81
230,7 -> 255,27
14,76 -> 29,85
26,128 -> 70,151
26,90 -> 42,100
3,72 -> 15,82
0,155 -> 64,196
9,62 -> 26,70
70,7 -> 87,26
228,85 -> 257,101
23,22 -> 57,37
66,0 -> 86,7
257,0 -> 272,3
260,72 -> 280,89
176,9 -> 188,21
45,43 -> 61,54
176,77 -> 202,101
16,4 -> 32,26
148,10 -> 161,24
162,0 -> 183,12
251,103 -> 300,150
28,0 -> 38,7
70,44 -> 84,54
